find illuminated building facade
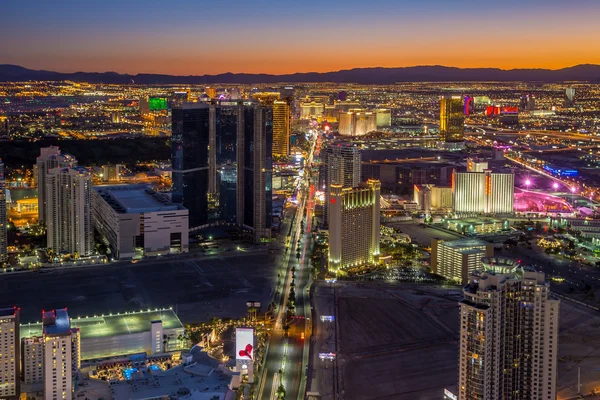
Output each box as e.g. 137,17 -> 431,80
431,238 -> 493,284
338,109 -> 376,136
42,309 -> 80,400
36,147 -> 77,226
440,95 -> 465,142
0,307 -> 19,400
251,91 -> 280,105
172,101 -> 272,241
0,160 -> 6,264
272,100 -> 290,157
375,108 -> 391,127
300,101 -> 325,119
414,184 -> 453,212
459,261 -> 559,400
46,167 -> 94,257
205,87 -> 217,99
102,164 -> 121,182
466,158 -> 488,173
329,180 -> 380,270
322,143 -> 362,226
452,170 -> 514,215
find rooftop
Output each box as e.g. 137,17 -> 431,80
94,184 -> 184,214
43,308 -> 72,336
21,308 -> 184,340
442,238 -> 490,249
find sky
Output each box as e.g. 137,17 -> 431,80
2,0 -> 600,75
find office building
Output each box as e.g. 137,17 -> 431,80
41,309 -> 80,400
0,160 -> 6,264
453,170 -> 514,215
0,307 -> 20,400
375,108 -> 392,127
102,164 -> 121,182
36,147 -> 77,226
272,100 -> 290,157
46,167 -> 94,257
431,238 -> 493,284
440,96 -> 465,142
329,180 -> 380,270
92,185 -> 189,259
338,109 -> 376,136
172,101 -> 272,241
458,258 -> 559,400
322,143 -> 362,225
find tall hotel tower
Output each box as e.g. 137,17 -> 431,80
458,258 -> 559,400
452,170 -> 514,215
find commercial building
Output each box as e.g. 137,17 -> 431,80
0,307 -> 20,400
440,96 -> 464,142
20,309 -> 184,362
414,184 -> 453,212
375,108 -> 392,127
272,100 -> 290,157
101,164 -> 121,182
452,170 -> 514,216
36,147 -> 77,226
46,167 -> 94,257
458,259 -> 559,400
300,101 -> 325,119
0,160 -> 6,264
92,185 -> 189,260
431,238 -> 493,284
338,109 -> 376,136
466,158 -> 488,172
205,87 -> 217,99
172,101 -> 273,241
443,217 -> 509,234
41,309 -> 80,400
322,143 -> 362,225
329,180 -> 380,270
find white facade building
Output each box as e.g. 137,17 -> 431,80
92,185 -> 189,259
329,180 -> 380,270
338,109 -> 377,136
414,184 -> 453,212
431,238 -> 493,284
453,170 -> 514,215
458,259 -> 559,400
21,336 -> 44,384
36,147 -> 77,226
42,309 -> 80,400
46,167 -> 93,257
0,307 -> 19,400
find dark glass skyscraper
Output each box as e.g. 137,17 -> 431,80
171,104 -> 210,228
172,101 -> 272,241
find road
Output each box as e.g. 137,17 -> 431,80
258,132 -> 317,400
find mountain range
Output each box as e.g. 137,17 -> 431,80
1,64 -> 600,84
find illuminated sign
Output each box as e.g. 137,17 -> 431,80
148,97 -> 168,111
236,328 -> 254,361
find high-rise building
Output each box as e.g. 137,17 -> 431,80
42,309 -> 80,400
0,160 -> 7,265
300,101 -> 325,119
251,92 -> 280,105
452,170 -> 514,215
375,108 -> 392,128
431,238 -> 493,284
328,180 -> 380,270
520,94 -> 536,111
322,143 -> 362,226
0,307 -> 20,400
564,87 -> 576,108
21,336 -> 44,384
466,158 -> 488,172
46,167 -> 94,257
36,147 -> 77,226
440,96 -> 465,142
338,109 -> 376,136
458,258 -> 559,400
172,101 -> 273,241
272,100 -> 290,158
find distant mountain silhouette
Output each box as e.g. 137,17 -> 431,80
1,64 -> 600,84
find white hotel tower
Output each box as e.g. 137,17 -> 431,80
458,258 -> 559,400
452,169 -> 514,215
46,167 -> 94,257
328,179 -> 380,270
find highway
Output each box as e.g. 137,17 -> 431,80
258,132 -> 317,400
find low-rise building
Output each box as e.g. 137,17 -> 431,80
431,238 -> 493,284
92,185 -> 189,260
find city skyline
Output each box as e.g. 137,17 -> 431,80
3,0 -> 600,75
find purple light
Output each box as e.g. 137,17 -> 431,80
525,179 -> 531,187
571,186 -> 577,193
553,182 -> 559,190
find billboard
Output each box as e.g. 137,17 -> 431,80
500,106 -> 519,114
236,328 -> 254,361
148,97 -> 168,111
